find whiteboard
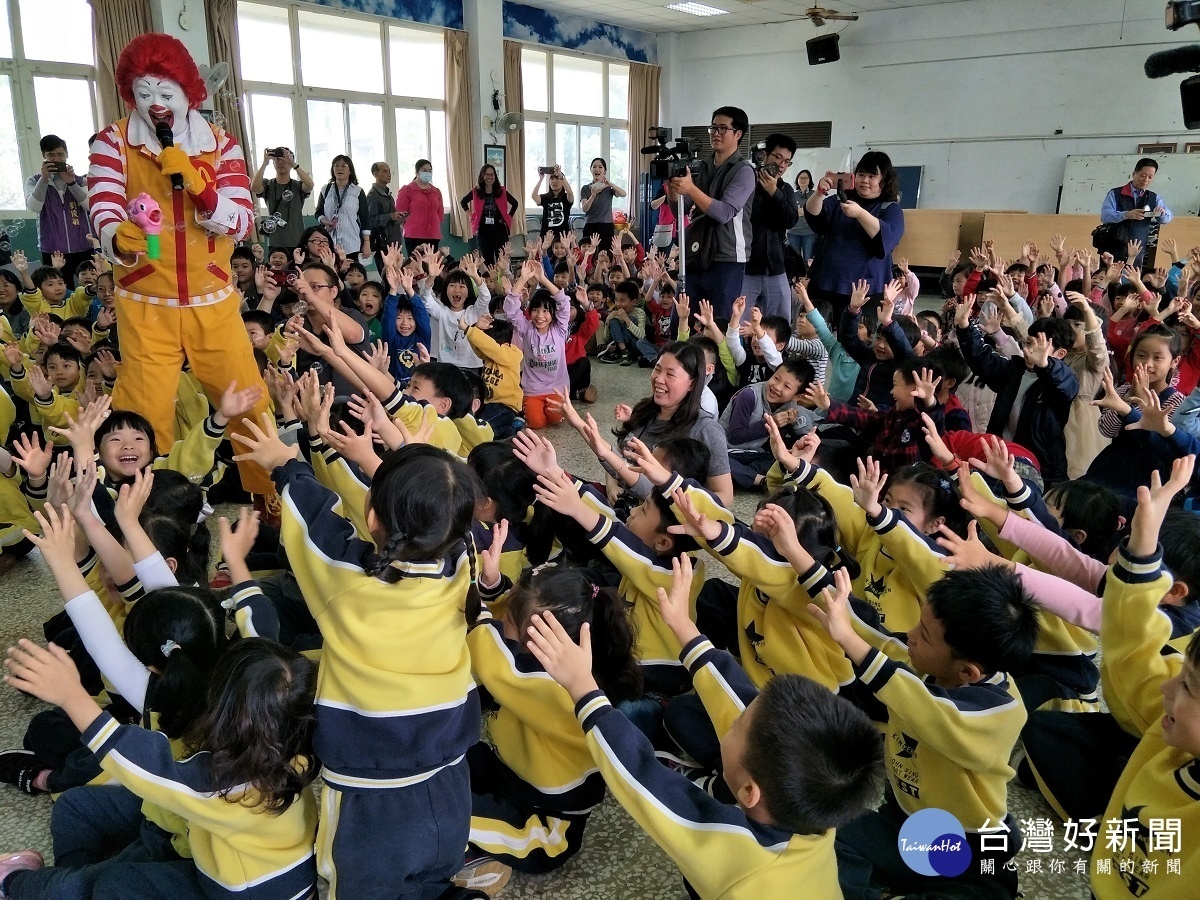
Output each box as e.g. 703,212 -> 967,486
1059,154 -> 1200,217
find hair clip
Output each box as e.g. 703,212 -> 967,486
160,639 -> 180,658
591,583 -> 600,599
530,561 -> 558,577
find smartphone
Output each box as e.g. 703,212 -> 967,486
49,162 -> 67,173
538,166 -> 557,175
835,172 -> 855,190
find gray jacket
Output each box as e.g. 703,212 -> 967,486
689,154 -> 755,265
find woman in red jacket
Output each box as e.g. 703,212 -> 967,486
459,164 -> 518,266
394,158 -> 444,254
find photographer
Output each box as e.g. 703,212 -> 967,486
24,134 -> 92,287
251,146 -> 313,251
532,165 -> 574,241
667,106 -> 755,323
805,150 -> 904,323
741,134 -> 798,320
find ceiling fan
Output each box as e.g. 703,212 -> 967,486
803,6 -> 859,26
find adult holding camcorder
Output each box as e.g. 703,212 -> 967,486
804,151 -> 905,323
665,106 -> 755,323
532,164 -> 574,241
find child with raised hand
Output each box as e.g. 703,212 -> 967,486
504,259 -> 571,429
764,418 -> 956,638
459,557 -> 641,889
523,440 -> 702,698
838,277 -> 916,409
811,360 -> 946,477
423,250 -> 493,370
1083,454 -> 1200,897
810,551 -> 1039,900
463,311 -> 524,433
525,555 -> 886,900
380,262 -> 431,387
0,634 -> 318,900
231,413 -> 483,898
1086,326 -> 1187,497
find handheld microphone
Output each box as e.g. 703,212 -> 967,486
155,121 -> 184,192
1144,44 -> 1200,78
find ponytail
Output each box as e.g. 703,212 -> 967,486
464,531 -> 482,626
123,587 -> 228,738
588,582 -> 643,703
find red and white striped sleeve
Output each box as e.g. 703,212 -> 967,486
200,129 -> 253,241
88,126 -> 129,263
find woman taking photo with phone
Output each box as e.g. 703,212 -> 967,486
394,159 -> 445,254
579,157 -> 626,250
804,151 -> 905,322
532,165 -> 574,241
459,164 -> 518,265
315,155 -> 371,261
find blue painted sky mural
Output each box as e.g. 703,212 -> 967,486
309,0 -> 464,29
503,2 -> 657,64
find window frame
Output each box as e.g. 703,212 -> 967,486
519,45 -> 631,215
0,0 -> 98,214
237,0 -> 449,212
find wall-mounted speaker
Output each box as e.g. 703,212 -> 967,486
807,34 -> 840,66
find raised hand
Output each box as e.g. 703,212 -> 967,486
215,380 -> 265,428
954,294 -> 974,329
478,518 -> 508,589
524,610 -> 596,702
614,403 -> 633,424
532,470 -> 587,520
653,555 -> 698,645
967,435 -> 1022,493
848,279 -> 870,312
113,467 -> 154,531
920,411 -> 954,465
320,421 -> 380,474
850,456 -> 885,518
754,502 -> 803,560
513,429 -> 564,480
1022,332 -> 1052,369
804,380 -> 831,412
666,488 -> 721,543
230,411 -> 301,471
910,366 -> 942,406
1090,366 -> 1132,416
730,295 -> 747,326
11,433 -> 53,481
936,520 -> 1005,570
806,567 -> 860,651
1130,455 -> 1196,556
623,435 -> 671,487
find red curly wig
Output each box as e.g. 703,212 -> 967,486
115,33 -> 208,112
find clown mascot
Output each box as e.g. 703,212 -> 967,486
88,34 -> 272,497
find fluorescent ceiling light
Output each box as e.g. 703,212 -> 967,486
666,2 -> 730,16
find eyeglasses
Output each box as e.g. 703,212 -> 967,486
309,283 -> 338,293
708,125 -> 738,136
308,238 -> 330,247
767,152 -> 793,171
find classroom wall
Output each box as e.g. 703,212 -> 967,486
661,0 -> 1193,214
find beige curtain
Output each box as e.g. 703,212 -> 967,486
627,62 -> 661,230
503,40 -> 525,236
89,0 -> 152,124
205,0 -> 249,152
444,30 -> 474,238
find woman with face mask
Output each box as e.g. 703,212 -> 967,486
394,159 -> 445,255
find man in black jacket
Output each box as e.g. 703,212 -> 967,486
955,311 -> 1079,485
741,134 -> 799,321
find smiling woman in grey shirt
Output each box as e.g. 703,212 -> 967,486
580,157 -> 627,253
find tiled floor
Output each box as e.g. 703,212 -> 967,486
0,360 -> 1092,898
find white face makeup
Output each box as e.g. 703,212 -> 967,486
132,76 -> 191,140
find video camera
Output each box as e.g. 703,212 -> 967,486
642,127 -> 700,180
750,142 -> 779,177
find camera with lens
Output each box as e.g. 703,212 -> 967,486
642,126 -> 699,180
267,147 -> 289,159
259,212 -> 287,235
750,142 -> 779,177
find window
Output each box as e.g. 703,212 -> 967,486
237,1 -> 449,213
0,0 -> 97,211
521,48 -> 630,215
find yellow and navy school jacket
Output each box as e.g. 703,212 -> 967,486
20,284 -> 93,320
275,456 -> 479,786
466,325 -> 523,412
993,477 -> 1100,703
574,476 -> 703,695
381,386 -> 463,456
1092,543 -> 1200,899
575,635 -> 843,899
455,414 -> 494,453
849,639 -> 1025,832
0,386 -> 36,554
778,458 -> 949,636
82,712 -> 318,900
304,432 -> 373,542
175,369 -> 211,441
467,605 -> 605,813
676,479 -> 855,693
8,366 -> 83,445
